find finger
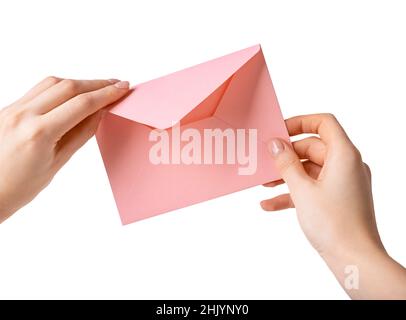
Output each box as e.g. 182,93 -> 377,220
27,79 -> 119,114
302,160 -> 322,180
54,111 -> 102,170
285,113 -> 351,146
267,138 -> 313,192
292,136 -> 326,166
44,81 -> 130,138
263,179 -> 284,187
16,76 -> 62,105
260,193 -> 294,211
263,160 -> 322,187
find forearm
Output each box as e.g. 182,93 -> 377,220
322,242 -> 406,299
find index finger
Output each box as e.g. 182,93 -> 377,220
285,113 -> 350,145
43,81 -> 130,138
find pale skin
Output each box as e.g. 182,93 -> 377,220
262,114 -> 406,299
0,79 -> 405,299
0,77 -> 130,221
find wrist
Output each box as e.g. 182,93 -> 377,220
321,234 -> 387,266
320,236 -> 406,299
319,235 -> 389,295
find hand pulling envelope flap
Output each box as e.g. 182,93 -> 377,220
96,45 -> 290,224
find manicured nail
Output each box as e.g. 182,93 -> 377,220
268,138 -> 284,157
114,81 -> 130,89
108,79 -> 120,83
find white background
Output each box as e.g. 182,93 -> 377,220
0,0 -> 405,299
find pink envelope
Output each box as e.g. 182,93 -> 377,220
96,45 -> 290,224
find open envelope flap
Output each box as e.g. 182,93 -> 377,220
108,45 -> 262,129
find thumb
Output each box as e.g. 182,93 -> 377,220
268,138 -> 311,191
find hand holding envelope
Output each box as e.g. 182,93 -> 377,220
96,45 -> 290,224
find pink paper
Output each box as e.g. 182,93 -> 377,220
96,45 -> 290,224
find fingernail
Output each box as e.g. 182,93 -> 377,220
114,81 -> 130,89
108,79 -> 120,83
268,138 -> 285,157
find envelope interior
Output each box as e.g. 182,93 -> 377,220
179,77 -> 232,126
107,45 -> 262,130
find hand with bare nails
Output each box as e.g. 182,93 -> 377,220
261,114 -> 406,299
0,77 -> 130,223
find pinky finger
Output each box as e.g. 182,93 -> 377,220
17,76 -> 62,105
260,193 -> 295,211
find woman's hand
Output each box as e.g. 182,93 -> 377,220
0,77 -> 130,222
262,113 -> 406,299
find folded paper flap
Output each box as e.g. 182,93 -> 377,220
108,45 -> 262,129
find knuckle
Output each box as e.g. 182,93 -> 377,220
44,76 -> 60,86
105,85 -> 118,98
343,144 -> 362,164
76,94 -> 93,107
1,108 -> 23,129
25,122 -> 47,142
278,157 -> 297,174
322,113 -> 338,123
61,79 -> 78,94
